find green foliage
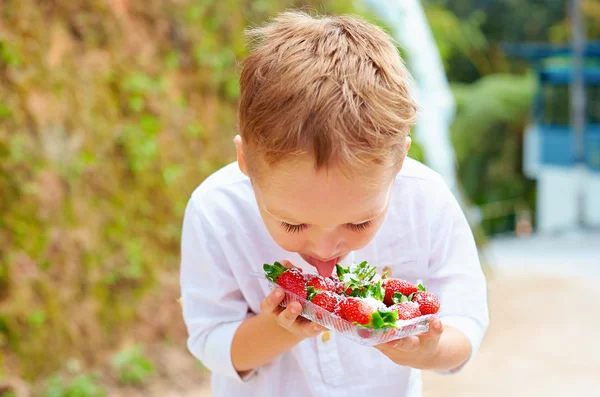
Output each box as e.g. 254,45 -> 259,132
450,73 -> 537,234
40,373 -> 106,397
0,0 -> 376,381
111,345 -> 154,386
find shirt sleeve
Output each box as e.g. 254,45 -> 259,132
179,196 -> 256,382
426,184 -> 490,374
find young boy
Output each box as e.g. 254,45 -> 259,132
180,11 -> 488,397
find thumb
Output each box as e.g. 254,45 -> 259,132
280,260 -> 303,271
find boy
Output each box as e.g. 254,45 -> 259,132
180,11 -> 488,397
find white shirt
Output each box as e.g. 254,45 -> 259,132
180,158 -> 489,397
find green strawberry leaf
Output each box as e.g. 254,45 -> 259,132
375,281 -> 384,301
363,281 -> 385,301
336,263 -> 349,278
307,286 -> 317,301
370,311 -> 384,329
418,283 -> 426,292
408,293 -> 415,301
380,310 -> 398,324
392,292 -> 404,304
264,262 -> 287,283
371,310 -> 398,329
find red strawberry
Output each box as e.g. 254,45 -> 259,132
412,284 -> 440,315
389,301 -> 421,320
335,297 -> 397,328
328,274 -> 346,295
305,274 -> 336,292
383,278 -> 418,306
336,297 -> 372,325
333,302 -> 343,317
334,281 -> 346,295
264,262 -> 307,300
309,290 -> 338,314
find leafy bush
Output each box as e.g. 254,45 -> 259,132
450,73 -> 536,233
0,0 -> 376,381
111,345 -> 154,386
40,373 -> 105,397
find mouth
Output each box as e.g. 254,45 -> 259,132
306,255 -> 342,277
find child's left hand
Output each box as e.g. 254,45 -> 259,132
374,317 -> 444,369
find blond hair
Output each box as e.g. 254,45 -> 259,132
238,11 -> 418,177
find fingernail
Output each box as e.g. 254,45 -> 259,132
272,290 -> 282,301
314,325 -> 322,332
290,305 -> 300,314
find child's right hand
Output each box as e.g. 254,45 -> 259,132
260,288 -> 327,339
260,261 -> 327,339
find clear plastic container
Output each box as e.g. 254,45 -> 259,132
251,272 -> 436,346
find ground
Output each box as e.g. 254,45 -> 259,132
422,274 -> 600,397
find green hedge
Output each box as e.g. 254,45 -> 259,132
0,0 -> 384,380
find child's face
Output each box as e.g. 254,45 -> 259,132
236,137 -> 405,277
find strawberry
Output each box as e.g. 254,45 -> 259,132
328,274 -> 346,295
305,274 -> 336,292
383,278 -> 418,306
391,302 -> 421,320
333,302 -> 343,317
335,297 -> 397,328
308,288 -> 338,313
411,284 -> 440,315
334,280 -> 346,295
263,262 -> 307,300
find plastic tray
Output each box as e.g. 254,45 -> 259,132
251,272 -> 435,346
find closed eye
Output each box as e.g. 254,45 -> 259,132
346,220 -> 372,232
279,222 -> 308,233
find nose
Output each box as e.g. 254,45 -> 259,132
310,229 -> 342,260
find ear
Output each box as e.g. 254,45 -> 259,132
235,135 -> 249,176
405,136 -> 412,153
395,136 -> 412,174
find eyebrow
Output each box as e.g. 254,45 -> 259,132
264,206 -> 385,226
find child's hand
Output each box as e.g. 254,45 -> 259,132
260,260 -> 327,339
374,318 -> 444,369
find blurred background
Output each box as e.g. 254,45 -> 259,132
1,0 -> 599,396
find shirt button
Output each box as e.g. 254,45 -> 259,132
321,331 -> 331,343
382,266 -> 392,278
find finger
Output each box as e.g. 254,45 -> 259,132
419,318 -> 444,342
423,318 -> 444,338
277,301 -> 303,328
280,260 -> 302,271
419,318 -> 444,341
392,335 -> 420,352
295,319 -> 326,337
260,288 -> 284,313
